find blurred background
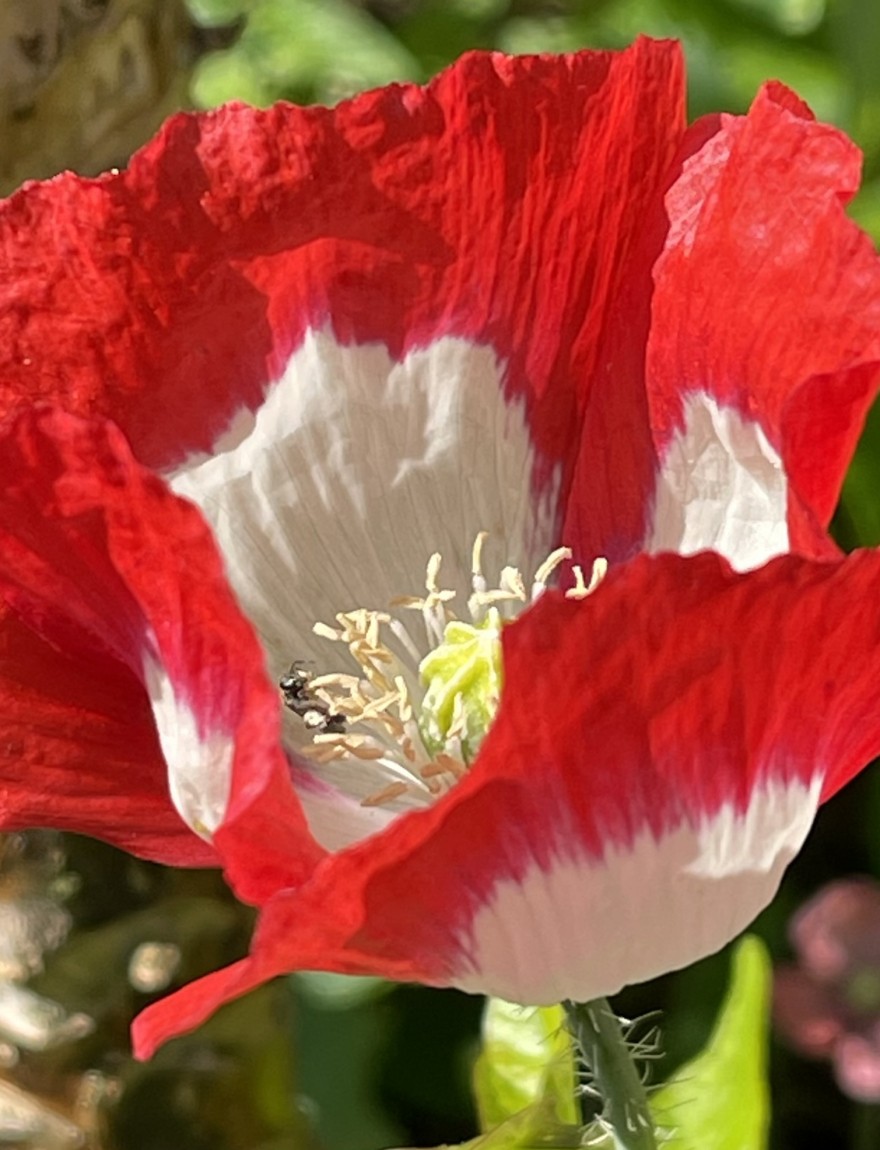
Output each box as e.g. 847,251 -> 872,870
1,1 -> 880,1148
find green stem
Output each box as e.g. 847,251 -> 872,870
565,998 -> 656,1150
854,1103 -> 880,1150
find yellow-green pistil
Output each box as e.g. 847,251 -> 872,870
419,608 -> 504,763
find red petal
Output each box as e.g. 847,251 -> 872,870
567,83 -> 880,568
648,84 -> 880,555
0,408 -> 325,899
0,604 -> 217,867
0,41 -> 684,498
133,548 -> 880,1053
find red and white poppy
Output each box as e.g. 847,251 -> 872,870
1,38 -> 880,1058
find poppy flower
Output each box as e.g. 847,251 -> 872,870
1,38 -> 880,1060
775,878 -> 880,1103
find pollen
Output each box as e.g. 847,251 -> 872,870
282,535 -> 607,810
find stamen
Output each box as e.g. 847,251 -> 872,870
421,754 -> 467,780
310,672 -> 360,692
532,546 -> 572,598
426,552 -> 442,592
302,743 -> 348,763
310,732 -> 385,760
361,781 -> 410,807
568,566 -> 588,597
387,616 -> 423,666
286,533 -> 608,810
471,530 -> 489,597
391,552 -> 456,647
566,557 -> 609,600
590,557 -> 610,592
394,676 -> 413,723
499,566 -> 527,602
468,560 -> 527,620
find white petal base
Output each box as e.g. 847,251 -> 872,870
168,330 -> 561,849
649,393 -> 788,572
289,762 -> 401,851
170,331 -> 559,674
454,773 -> 820,1004
143,656 -> 233,838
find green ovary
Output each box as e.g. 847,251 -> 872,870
419,607 -> 503,763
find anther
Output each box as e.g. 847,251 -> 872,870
532,545 -> 572,598
566,557 -> 608,600
361,781 -> 410,807
288,532 -> 606,812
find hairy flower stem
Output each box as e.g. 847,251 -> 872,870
565,998 -> 656,1150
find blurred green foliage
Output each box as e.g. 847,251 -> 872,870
426,937 -> 771,1149
186,0 -> 880,229
472,1000 -> 577,1132
652,937 -> 771,1150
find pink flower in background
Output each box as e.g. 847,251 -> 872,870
1,39 -> 880,1058
775,879 -> 880,1103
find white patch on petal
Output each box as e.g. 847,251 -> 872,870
454,773 -> 820,1005
648,393 -> 788,572
290,764 -> 405,851
143,657 -> 233,839
168,331 -> 559,844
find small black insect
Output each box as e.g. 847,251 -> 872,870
279,661 -> 313,708
279,662 -> 347,734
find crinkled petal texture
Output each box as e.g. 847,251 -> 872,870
133,549 -> 880,1056
2,40 -> 880,1060
0,38 -> 684,486
0,39 -> 689,852
0,408 -> 325,900
566,83 -> 880,571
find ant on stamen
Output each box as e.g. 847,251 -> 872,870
279,661 -> 347,735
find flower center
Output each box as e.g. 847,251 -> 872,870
419,609 -> 503,764
281,533 -> 606,809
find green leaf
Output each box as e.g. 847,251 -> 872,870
472,1000 -> 578,1133
474,1099 -> 582,1149
292,970 -> 391,1010
836,390 -> 880,549
388,1098 -> 583,1150
651,936 -> 772,1150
